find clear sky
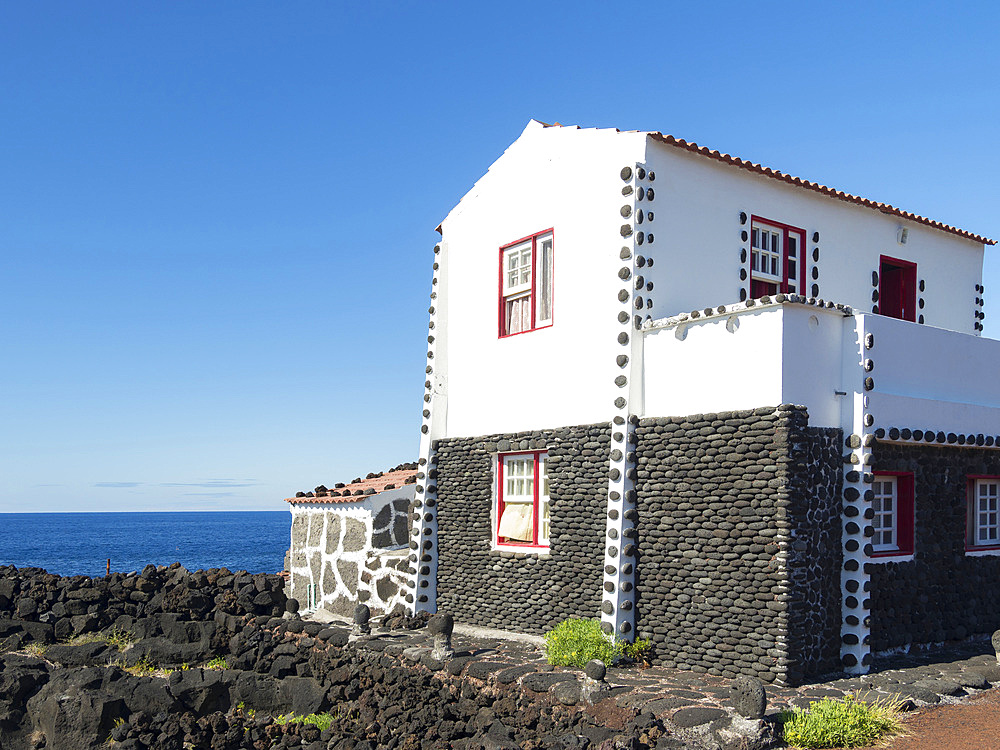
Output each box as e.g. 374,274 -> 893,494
2,2 -> 998,512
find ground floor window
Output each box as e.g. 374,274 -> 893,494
968,477 -> 1000,551
496,451 -> 550,549
871,472 -> 914,557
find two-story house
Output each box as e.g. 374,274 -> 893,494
402,121 -> 997,686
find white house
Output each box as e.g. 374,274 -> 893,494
405,121 -> 998,685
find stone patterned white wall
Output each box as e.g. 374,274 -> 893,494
288,487 -> 414,618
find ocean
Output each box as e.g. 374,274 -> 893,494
0,511 -> 290,578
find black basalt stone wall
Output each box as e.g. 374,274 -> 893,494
434,423 -> 609,634
633,405 -> 841,686
869,442 -> 1000,651
784,423 -> 843,682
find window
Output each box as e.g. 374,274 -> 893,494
870,472 -> 914,557
750,217 -> 804,297
499,230 -> 554,337
968,477 -> 1000,551
878,255 -> 917,322
495,451 -> 550,549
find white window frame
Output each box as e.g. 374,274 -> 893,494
871,476 -> 897,552
751,222 -> 783,283
494,451 -> 550,552
969,478 -> 1000,553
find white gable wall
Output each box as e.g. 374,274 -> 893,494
439,123 -> 646,438
641,143 -> 984,334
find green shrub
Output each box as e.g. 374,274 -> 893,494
274,713 -> 335,732
544,618 -> 620,667
205,656 -> 228,670
781,693 -> 904,749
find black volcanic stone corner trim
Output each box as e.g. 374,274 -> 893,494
633,405 -> 840,686
783,423 -> 843,681
434,423 -> 609,634
868,442 -> 1000,651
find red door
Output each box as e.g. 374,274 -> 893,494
879,256 -> 916,322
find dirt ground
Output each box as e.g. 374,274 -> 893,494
843,688 -> 1000,750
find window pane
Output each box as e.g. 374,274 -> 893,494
537,238 -> 553,323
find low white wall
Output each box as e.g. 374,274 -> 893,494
862,313 -> 1000,407
870,393 -> 1000,437
641,303 -> 848,428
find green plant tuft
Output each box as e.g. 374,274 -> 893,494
780,692 -> 904,749
544,618 -> 619,667
274,712 -> 335,731
205,656 -> 229,670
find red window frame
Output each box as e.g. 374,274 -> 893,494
749,216 -> 805,298
966,476 -> 1000,552
498,229 -> 555,338
495,450 -> 548,549
870,471 -> 915,558
878,255 -> 917,322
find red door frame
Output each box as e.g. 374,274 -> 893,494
878,255 -> 917,322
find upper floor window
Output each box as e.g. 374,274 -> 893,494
878,255 -> 917,322
495,451 -> 550,549
871,472 -> 914,557
499,230 -> 553,337
968,477 -> 1000,552
750,217 -> 804,298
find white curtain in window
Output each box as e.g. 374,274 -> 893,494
498,502 -> 533,541
506,296 -> 532,335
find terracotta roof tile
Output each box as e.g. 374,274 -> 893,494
534,123 -> 993,245
286,463 -> 417,505
647,131 -> 994,245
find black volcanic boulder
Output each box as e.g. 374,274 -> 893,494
44,642 -> 111,668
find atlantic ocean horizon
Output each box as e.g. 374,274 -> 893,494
0,511 -> 289,579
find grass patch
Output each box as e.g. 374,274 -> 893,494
781,692 -> 904,749
274,712 -> 335,732
111,655 -> 158,677
205,656 -> 228,670
543,617 -> 651,668
22,643 -> 49,657
68,627 -> 136,652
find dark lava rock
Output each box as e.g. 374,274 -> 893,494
551,679 -> 580,705
584,660 -> 606,681
44,641 -> 111,667
521,672 -> 575,692
730,675 -> 767,719
465,661 -> 511,680
670,706 -> 727,728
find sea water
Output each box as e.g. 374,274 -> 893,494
0,512 -> 289,578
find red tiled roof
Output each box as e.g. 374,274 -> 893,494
646,132 -> 994,246
537,122 -> 994,245
286,465 -> 417,505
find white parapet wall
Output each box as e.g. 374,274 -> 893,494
641,300 -> 850,428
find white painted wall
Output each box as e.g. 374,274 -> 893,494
643,303 -> 1000,431
642,304 -> 848,427
434,122 -> 990,440
439,122 -> 646,437
641,143 -> 985,335
862,313 -> 1000,407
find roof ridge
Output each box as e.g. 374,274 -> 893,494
646,131 -> 994,245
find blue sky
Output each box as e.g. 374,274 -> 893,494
2,2 -> 998,512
